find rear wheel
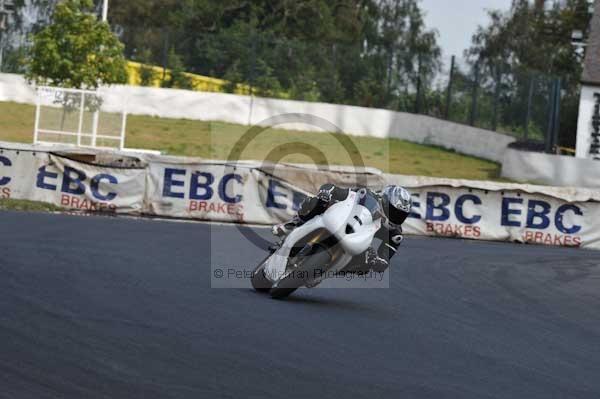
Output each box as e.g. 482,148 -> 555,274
269,247 -> 331,300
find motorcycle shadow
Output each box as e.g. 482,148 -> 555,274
244,288 -> 393,318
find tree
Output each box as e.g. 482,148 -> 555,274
106,0 -> 440,107
161,48 -> 194,89
26,0 -> 127,89
465,0 -> 592,145
137,48 -> 158,87
363,0 -> 441,108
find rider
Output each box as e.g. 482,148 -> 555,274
272,184 -> 412,273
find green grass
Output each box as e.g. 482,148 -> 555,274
0,101 -> 501,181
0,199 -> 62,212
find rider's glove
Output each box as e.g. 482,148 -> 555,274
272,216 -> 302,237
272,224 -> 288,237
365,247 -> 389,273
316,187 -> 333,203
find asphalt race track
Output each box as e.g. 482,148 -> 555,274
1,211 -> 600,399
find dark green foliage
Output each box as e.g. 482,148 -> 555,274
107,0 -> 441,108
137,48 -> 157,87
161,48 -> 194,90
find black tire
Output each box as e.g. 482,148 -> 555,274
251,256 -> 273,293
269,247 -> 331,300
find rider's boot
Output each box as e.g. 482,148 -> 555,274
268,241 -> 283,253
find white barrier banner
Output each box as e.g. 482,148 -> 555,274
0,148 -> 146,213
0,149 -> 44,201
251,177 -> 600,250
146,160 -> 600,251
146,162 -> 308,224
401,186 -> 600,250
3,142 -> 600,250
39,155 -> 147,213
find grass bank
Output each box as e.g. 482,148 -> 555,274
0,101 -> 500,181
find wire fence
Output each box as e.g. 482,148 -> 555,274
425,57 -> 563,148
34,86 -> 126,150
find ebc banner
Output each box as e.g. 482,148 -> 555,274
146,162 -> 310,224
147,162 -> 256,222
402,186 -> 600,250
32,154 -> 146,213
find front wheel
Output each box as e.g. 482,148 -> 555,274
251,256 -> 273,293
269,247 -> 331,299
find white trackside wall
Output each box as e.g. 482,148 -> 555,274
0,73 -> 515,162
501,147 -> 600,188
2,141 -> 600,250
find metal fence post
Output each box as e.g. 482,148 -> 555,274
414,53 -> 422,114
33,88 -> 41,144
469,62 -> 480,126
444,55 -> 455,120
161,29 -> 169,82
247,33 -> 257,125
120,110 -> 127,150
492,66 -> 501,131
91,111 -> 99,147
524,75 -> 535,141
250,33 -> 257,92
77,92 -> 85,146
0,31 -> 4,73
332,43 -> 339,101
552,77 -> 562,151
545,79 -> 558,153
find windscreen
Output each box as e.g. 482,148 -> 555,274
358,191 -> 382,221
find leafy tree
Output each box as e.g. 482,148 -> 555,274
137,48 -> 157,87
108,0 -> 441,109
161,48 -> 194,90
1,47 -> 28,73
10,0 -> 443,111
376,0 -> 441,98
26,0 -> 127,89
465,0 -> 592,145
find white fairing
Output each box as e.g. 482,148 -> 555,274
264,190 -> 381,282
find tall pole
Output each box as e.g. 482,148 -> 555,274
469,62 -> 480,126
444,55 -> 455,120
0,29 -> 4,73
551,78 -> 562,152
414,52 -> 422,114
545,80 -> 554,153
492,66 -> 501,131
524,75 -> 535,141
102,0 -> 108,22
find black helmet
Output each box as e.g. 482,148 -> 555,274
381,185 -> 412,225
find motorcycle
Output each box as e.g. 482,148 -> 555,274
251,188 -> 382,299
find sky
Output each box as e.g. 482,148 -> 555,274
419,0 -> 514,62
